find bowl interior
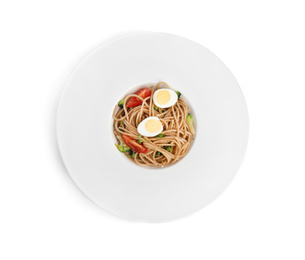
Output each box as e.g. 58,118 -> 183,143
111,82 -> 197,169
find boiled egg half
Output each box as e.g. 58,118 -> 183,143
153,89 -> 178,108
137,116 -> 163,137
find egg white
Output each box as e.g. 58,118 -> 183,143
137,116 -> 163,137
153,89 -> 178,108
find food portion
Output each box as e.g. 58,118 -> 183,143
122,134 -> 148,154
153,89 -> 178,108
113,82 -> 196,167
126,87 -> 151,107
137,116 -> 163,137
186,114 -> 196,135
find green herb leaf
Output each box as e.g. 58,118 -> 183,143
155,151 -> 161,157
115,144 -> 130,153
118,99 -> 124,109
156,134 -> 165,138
131,151 -> 135,158
126,150 -> 135,158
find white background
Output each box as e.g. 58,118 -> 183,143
1,0 -> 304,259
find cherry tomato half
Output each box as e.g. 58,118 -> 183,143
126,88 -> 152,107
122,134 -> 147,153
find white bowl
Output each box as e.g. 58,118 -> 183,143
57,32 -> 249,222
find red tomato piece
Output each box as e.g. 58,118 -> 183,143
122,134 -> 148,154
126,88 -> 152,107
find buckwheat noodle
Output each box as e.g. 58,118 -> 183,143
113,82 -> 195,167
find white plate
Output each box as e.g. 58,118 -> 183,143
57,32 -> 249,222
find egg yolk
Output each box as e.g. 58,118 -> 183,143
156,90 -> 170,105
145,119 -> 162,133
